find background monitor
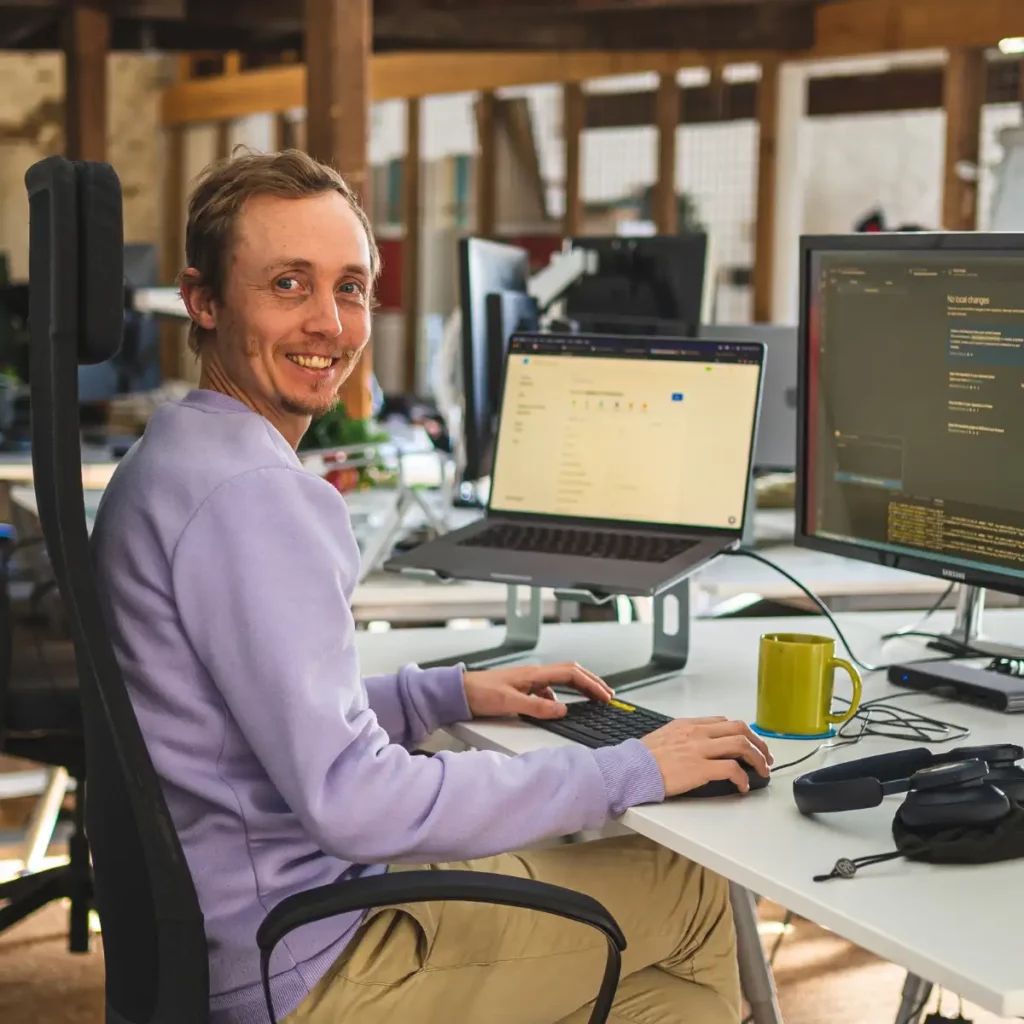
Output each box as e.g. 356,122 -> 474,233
78,242 -> 162,402
699,323 -> 797,473
458,237 -> 536,485
796,231 -> 1024,599
564,234 -> 707,338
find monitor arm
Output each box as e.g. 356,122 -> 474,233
128,285 -> 189,319
527,247 -> 597,313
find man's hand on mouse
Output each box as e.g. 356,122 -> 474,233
641,718 -> 773,797
463,662 -> 613,719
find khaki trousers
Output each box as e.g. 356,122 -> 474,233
285,834 -> 741,1024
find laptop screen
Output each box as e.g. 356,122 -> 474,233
488,333 -> 764,531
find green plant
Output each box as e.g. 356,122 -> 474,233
299,401 -> 386,450
299,401 -> 394,488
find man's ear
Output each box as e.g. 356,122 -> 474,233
179,268 -> 217,333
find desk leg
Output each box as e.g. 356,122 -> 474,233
730,883 -> 784,1024
894,973 -> 932,1024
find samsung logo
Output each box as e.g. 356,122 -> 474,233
942,569 -> 966,581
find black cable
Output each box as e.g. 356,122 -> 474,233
769,692 -> 971,773
727,548 -> 988,672
880,582 -> 955,640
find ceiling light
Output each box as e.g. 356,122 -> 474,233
997,37 -> 1024,55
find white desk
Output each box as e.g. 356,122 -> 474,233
356,610 -> 1024,1019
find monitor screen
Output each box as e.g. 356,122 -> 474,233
802,243 -> 1024,589
565,235 -> 706,337
699,323 -> 798,472
489,333 -> 763,531
458,237 -> 532,484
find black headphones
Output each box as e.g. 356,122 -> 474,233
793,743 -> 1024,830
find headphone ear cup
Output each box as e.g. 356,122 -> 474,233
985,766 -> 1024,804
901,783 -> 1011,830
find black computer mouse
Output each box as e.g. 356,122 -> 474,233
681,759 -> 771,799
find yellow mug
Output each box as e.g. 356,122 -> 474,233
754,633 -> 862,739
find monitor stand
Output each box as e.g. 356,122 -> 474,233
926,585 -> 1024,660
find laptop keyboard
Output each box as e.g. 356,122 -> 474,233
457,523 -> 696,563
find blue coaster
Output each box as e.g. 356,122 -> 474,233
751,723 -> 836,741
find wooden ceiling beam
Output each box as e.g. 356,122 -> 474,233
584,59 -> 1023,128
161,53 -> 1024,129
812,0 -> 1024,58
161,49 -> 756,123
156,0 -> 1024,125
371,2 -> 815,52
7,0 -> 1024,57
375,0 -> 815,9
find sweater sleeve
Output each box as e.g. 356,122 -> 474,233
363,664 -> 471,749
171,467 -> 665,865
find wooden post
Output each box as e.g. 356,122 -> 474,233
215,122 -> 232,160
563,82 -> 584,237
753,59 -> 779,324
160,55 -> 192,382
161,125 -> 186,380
402,98 -> 422,393
654,71 -> 679,234
63,3 -> 109,162
476,91 -> 497,238
942,48 -> 985,231
305,0 -> 373,419
274,113 -> 296,151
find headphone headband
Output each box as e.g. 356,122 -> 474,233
793,744 -> 1024,815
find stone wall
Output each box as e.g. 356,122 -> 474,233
0,52 -> 172,281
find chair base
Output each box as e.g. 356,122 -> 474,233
0,808 -> 94,953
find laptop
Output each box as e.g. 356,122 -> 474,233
699,323 -> 797,473
385,331 -> 765,597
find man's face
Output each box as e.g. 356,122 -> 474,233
199,191 -> 373,425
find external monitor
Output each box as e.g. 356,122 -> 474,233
796,232 -> 1024,607
699,323 -> 797,473
78,242 -> 162,402
485,289 -> 539,423
457,237 -> 535,485
564,234 -> 707,338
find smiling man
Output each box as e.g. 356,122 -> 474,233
90,150 -> 770,1024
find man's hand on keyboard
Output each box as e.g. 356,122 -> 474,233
641,718 -> 773,797
463,663 -> 614,720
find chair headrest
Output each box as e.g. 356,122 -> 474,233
25,156 -> 125,367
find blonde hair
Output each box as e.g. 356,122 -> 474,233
180,148 -> 381,353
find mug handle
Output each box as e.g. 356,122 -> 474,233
825,657 -> 862,725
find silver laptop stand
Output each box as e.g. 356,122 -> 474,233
412,581 -> 545,669
404,571 -> 691,692
556,577 -> 691,693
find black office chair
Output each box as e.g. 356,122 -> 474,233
0,508 -> 92,952
24,153 -> 626,1023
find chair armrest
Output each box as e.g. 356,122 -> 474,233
256,869 -> 626,1024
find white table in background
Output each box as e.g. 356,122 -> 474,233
356,610 -> 1024,1022
11,485 -> 1018,627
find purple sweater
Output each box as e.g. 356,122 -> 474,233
90,389 -> 665,1024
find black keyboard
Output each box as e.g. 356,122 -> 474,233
458,523 -> 695,563
521,698 -> 672,748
